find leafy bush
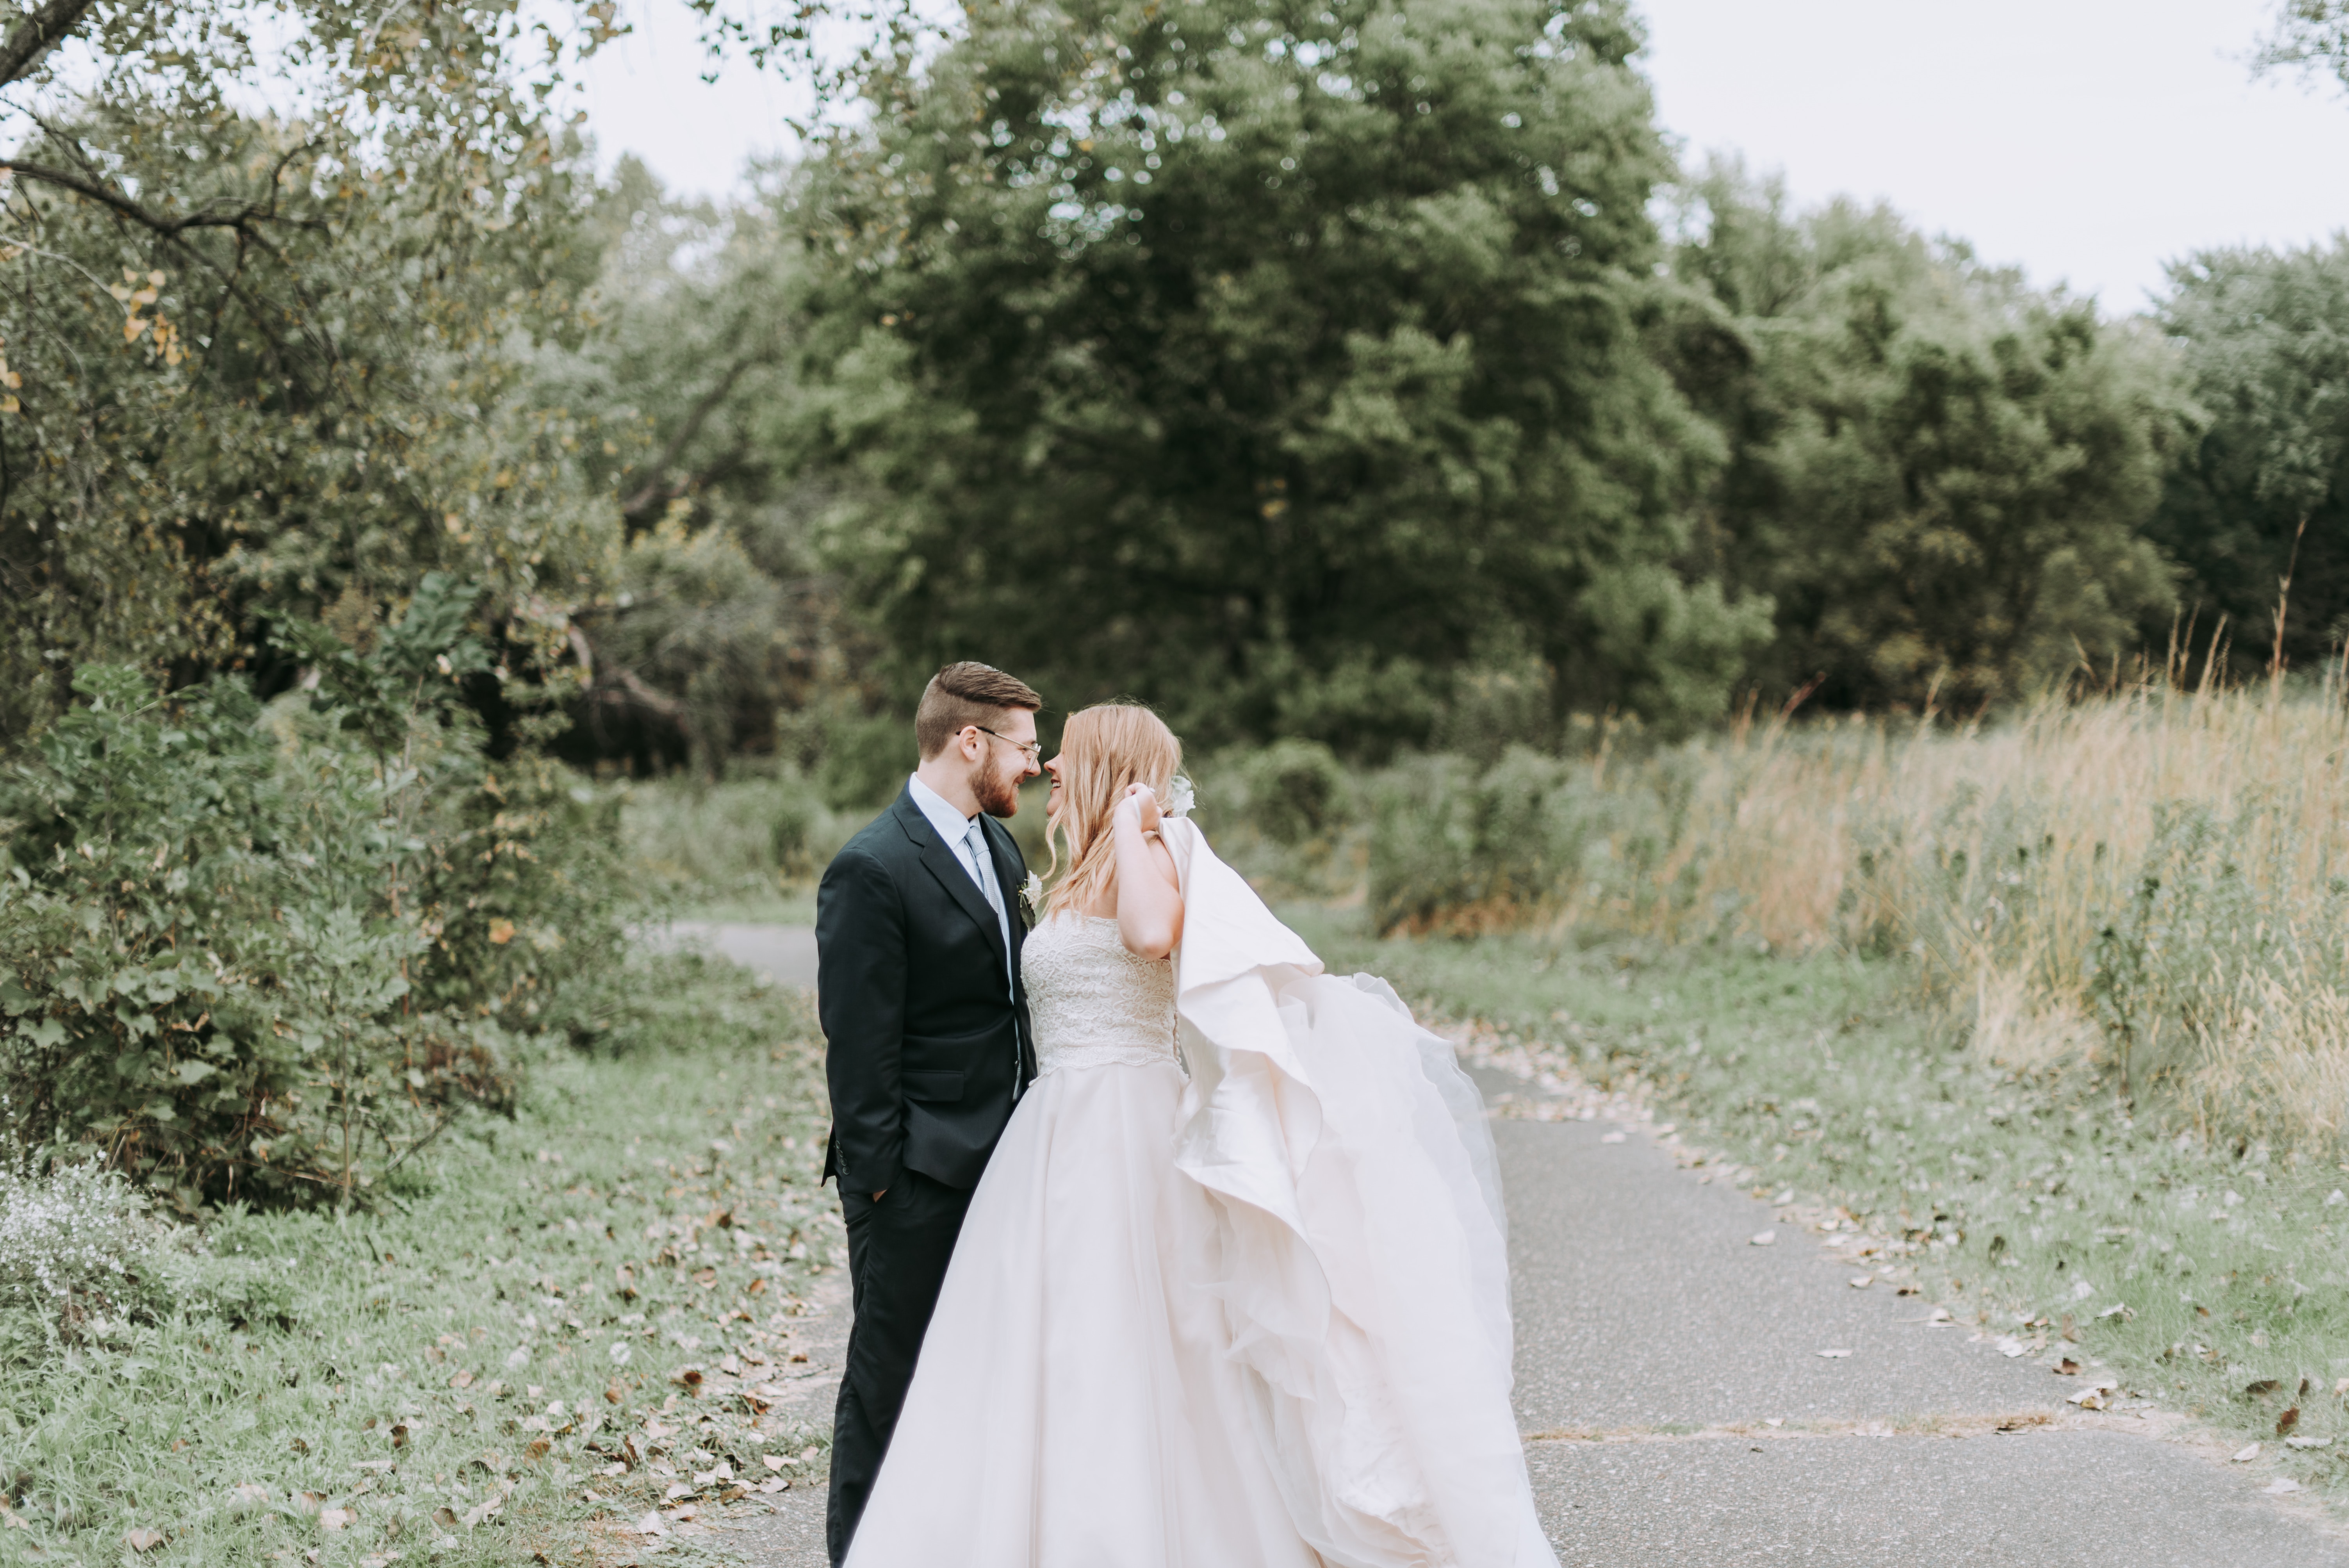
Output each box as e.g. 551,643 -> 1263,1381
621,769 -> 865,898
1220,740 -> 1355,848
1366,747 -> 1705,936
0,585 -> 640,1212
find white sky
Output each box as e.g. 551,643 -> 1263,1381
574,0 -> 2349,309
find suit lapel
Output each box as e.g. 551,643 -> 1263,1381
892,793 -> 1009,968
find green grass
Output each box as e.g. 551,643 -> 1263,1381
0,954 -> 840,1567
1289,908 -> 2349,1489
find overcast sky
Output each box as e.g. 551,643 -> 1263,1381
574,0 -> 2349,310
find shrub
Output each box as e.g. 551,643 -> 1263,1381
1223,740 -> 1354,847
620,770 -> 861,897
0,587 -> 641,1212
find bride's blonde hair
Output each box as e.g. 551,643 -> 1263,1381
1043,702 -> 1183,919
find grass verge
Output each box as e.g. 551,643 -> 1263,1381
1289,908 -> 2349,1497
0,953 -> 840,1567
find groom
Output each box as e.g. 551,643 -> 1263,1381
816,660 -> 1043,1564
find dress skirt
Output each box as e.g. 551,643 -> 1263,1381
843,1053 -> 1317,1568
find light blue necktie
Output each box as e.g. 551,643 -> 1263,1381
964,818 -> 1022,1096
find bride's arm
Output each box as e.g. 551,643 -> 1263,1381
1111,784 -> 1185,960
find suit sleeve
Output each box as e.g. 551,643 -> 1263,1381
817,846 -> 907,1197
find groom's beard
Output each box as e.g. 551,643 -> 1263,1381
974,767 -> 1021,819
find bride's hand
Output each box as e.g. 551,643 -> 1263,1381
1117,782 -> 1162,836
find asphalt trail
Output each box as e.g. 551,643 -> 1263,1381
700,928 -> 2347,1567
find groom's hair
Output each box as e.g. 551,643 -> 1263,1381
916,661 -> 1044,759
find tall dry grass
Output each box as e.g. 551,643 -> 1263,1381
1370,678 -> 2349,1149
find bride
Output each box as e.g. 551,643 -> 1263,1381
843,704 -> 1556,1568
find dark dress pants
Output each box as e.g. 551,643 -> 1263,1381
826,1169 -> 975,1566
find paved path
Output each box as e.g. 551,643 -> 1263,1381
702,927 -> 2347,1566
658,921 -> 820,986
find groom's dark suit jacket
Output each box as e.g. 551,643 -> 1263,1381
818,788 -> 1036,1196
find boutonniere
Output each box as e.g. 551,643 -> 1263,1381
1018,871 -> 1045,927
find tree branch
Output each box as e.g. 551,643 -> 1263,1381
0,0 -> 96,91
0,159 -> 324,238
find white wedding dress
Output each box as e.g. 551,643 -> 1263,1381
843,821 -> 1556,1568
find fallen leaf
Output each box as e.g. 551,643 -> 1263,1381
229,1484 -> 271,1509
672,1366 -> 705,1391
1848,1276 -> 1873,1289
450,1370 -> 474,1390
756,1477 -> 790,1494
2264,1478 -> 2304,1495
1816,1348 -> 1853,1359
1599,1131 -> 1627,1145
319,1509 -> 353,1531
1750,1230 -> 1777,1247
2233,1443 -> 2262,1462
2278,1407 -> 2301,1437
124,1528 -> 165,1553
2055,1358 -> 2082,1376
2287,1436 -> 2332,1450
2246,1379 -> 2283,1399
762,1454 -> 789,1472
631,1512 -> 668,1537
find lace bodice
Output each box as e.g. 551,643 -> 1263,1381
1021,914 -> 1179,1077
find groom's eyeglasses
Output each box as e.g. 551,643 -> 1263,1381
972,725 -> 1042,766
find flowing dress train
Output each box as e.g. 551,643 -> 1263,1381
843,821 -> 1555,1568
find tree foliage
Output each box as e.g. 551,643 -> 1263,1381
791,0 -> 1768,750
2151,239 -> 2349,670
2260,0 -> 2349,92
0,0 -> 637,743
0,592 -> 635,1212
1657,166 -> 2189,710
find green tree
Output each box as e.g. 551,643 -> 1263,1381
0,1 -> 677,743
2150,240 -> 2349,670
529,160 -> 890,772
1657,166 -> 2189,710
791,0 -> 1766,750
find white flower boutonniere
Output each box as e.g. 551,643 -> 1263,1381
1018,871 -> 1045,927
1164,775 -> 1195,819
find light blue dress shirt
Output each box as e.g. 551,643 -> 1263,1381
906,774 -> 1016,1000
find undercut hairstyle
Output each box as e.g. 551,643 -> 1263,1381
914,661 -> 1044,760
